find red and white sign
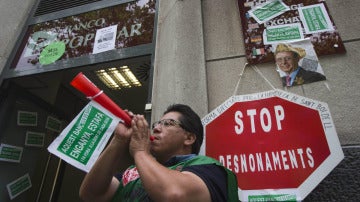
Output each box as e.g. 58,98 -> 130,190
201,89 -> 343,201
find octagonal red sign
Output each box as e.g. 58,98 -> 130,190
201,90 -> 343,201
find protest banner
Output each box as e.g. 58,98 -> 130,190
201,89 -> 344,201
48,101 -> 120,172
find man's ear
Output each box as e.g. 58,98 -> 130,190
184,132 -> 196,146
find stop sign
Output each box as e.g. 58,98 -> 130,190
201,89 -> 344,201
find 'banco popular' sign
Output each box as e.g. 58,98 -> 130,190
12,0 -> 155,71
201,89 -> 343,201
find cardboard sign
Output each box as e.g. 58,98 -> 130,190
201,89 -> 344,201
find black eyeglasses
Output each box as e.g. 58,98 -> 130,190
151,119 -> 183,130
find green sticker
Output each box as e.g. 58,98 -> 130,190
39,41 -> 65,65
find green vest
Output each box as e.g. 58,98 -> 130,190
111,155 -> 239,202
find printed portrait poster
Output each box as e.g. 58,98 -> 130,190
238,0 -> 346,64
271,39 -> 326,87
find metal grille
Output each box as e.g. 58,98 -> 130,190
34,0 -> 104,16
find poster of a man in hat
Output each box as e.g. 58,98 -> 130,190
273,40 -> 326,87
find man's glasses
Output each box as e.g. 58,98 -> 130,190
151,119 -> 183,130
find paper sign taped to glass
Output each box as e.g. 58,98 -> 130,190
47,101 -> 121,172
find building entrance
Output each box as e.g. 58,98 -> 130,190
0,55 -> 152,201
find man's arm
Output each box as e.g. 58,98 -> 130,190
134,151 -> 212,201
79,123 -> 133,202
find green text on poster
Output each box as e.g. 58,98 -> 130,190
57,105 -> 112,165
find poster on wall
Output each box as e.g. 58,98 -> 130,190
238,0 -> 346,64
17,111 -> 38,126
272,38 -> 326,87
25,131 -> 45,147
0,144 -> 23,163
6,173 -> 32,200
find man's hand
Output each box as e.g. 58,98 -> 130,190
79,112 -> 135,202
113,110 -> 134,143
129,115 -> 151,157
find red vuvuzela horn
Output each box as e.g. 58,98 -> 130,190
70,72 -> 132,126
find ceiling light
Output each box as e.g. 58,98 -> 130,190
95,66 -> 142,90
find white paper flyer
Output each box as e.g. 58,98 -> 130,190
92,25 -> 118,54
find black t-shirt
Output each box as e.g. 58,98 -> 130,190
183,164 -> 228,202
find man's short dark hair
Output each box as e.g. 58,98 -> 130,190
163,104 -> 203,154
